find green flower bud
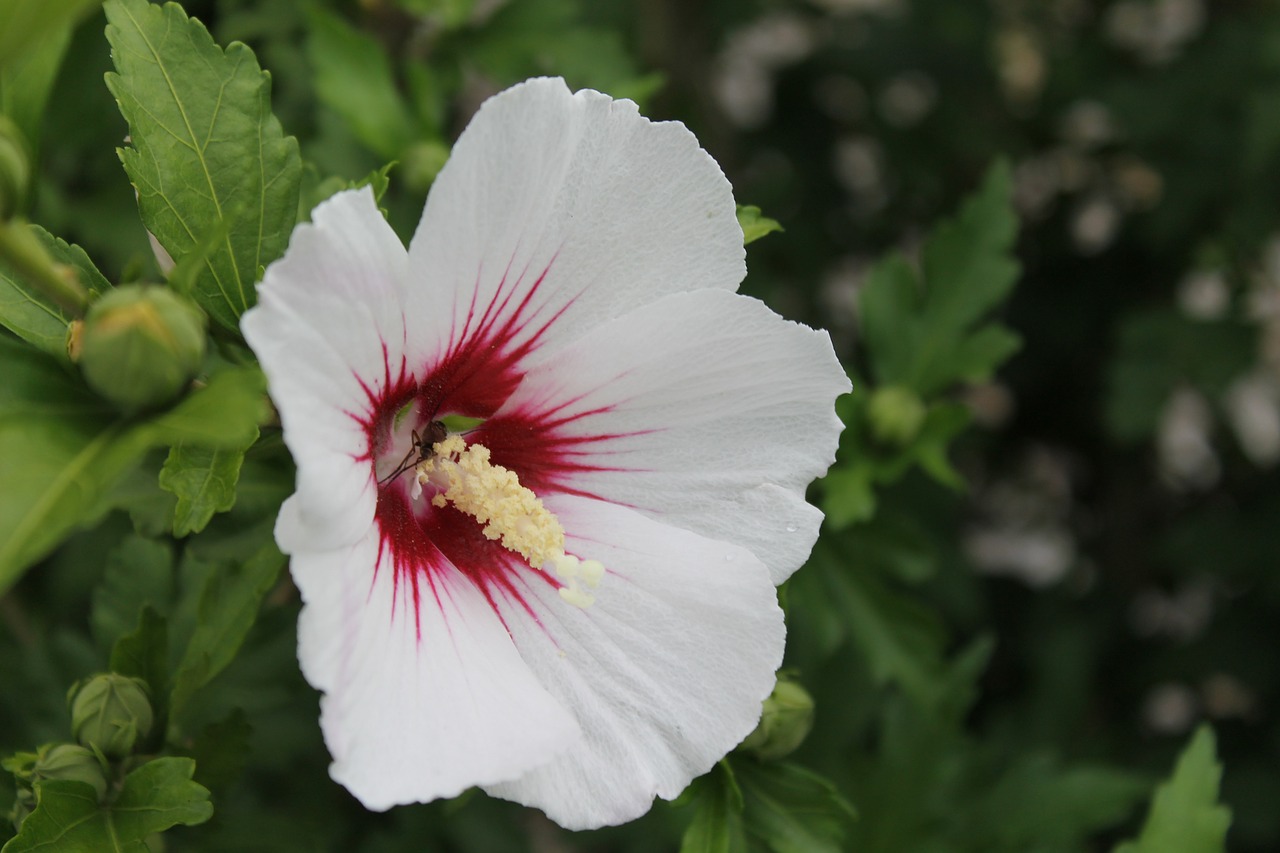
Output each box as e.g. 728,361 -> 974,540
0,116 -> 31,220
77,285 -> 207,412
740,676 -> 815,761
69,673 -> 154,759
31,744 -> 109,802
867,385 -> 927,447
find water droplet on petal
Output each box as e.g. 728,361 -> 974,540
724,554 -> 735,562
785,524 -> 798,533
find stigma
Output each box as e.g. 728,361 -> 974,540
412,434 -> 604,608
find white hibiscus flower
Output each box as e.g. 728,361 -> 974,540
241,77 -> 849,830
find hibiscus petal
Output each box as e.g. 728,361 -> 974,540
403,77 -> 746,376
485,289 -> 850,585
294,527 -> 578,810
483,494 -> 785,829
242,188 -> 413,551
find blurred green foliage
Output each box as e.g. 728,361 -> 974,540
0,0 -> 1277,850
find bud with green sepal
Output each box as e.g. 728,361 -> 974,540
30,744 -> 110,801
739,674 -> 815,761
867,384 -> 928,447
75,284 -> 208,412
68,673 -> 155,759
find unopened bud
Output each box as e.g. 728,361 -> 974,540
867,385 -> 927,447
0,117 -> 30,220
740,677 -> 815,761
31,744 -> 109,802
69,673 -> 154,759
78,285 -> 206,412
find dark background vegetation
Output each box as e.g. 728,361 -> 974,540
4,0 -> 1279,850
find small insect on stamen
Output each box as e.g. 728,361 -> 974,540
378,419 -> 447,486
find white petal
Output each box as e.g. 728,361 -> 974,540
403,77 -> 745,369
484,495 -> 785,829
294,528 -> 578,810
492,289 -> 850,584
242,188 -> 412,551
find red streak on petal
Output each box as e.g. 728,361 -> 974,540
353,254 -> 654,638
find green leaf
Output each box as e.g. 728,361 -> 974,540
736,761 -> 856,853
817,537 -> 949,709
186,708 -> 252,790
970,754 -> 1148,849
110,606 -> 170,720
820,466 -> 877,528
0,345 -> 265,594
90,534 -> 174,650
737,205 -> 784,245
305,8 -> 416,160
1,21 -> 71,162
170,540 -> 285,718
681,764 -> 748,853
105,0 -> 301,331
1,758 -> 212,852
0,0 -> 102,71
858,162 -> 1021,397
1114,726 -> 1232,853
160,427 -> 258,537
0,225 -> 110,362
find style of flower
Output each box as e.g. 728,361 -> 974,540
241,77 -> 849,830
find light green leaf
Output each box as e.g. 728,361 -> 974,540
0,0 -> 102,71
0,22 -> 71,160
737,205 -> 784,245
0,345 -> 266,594
736,761 -> 856,853
1114,726 -> 1231,853
0,225 -> 110,362
90,534 -> 174,650
105,0 -> 301,331
305,8 -> 416,159
681,764 -> 748,853
1,758 -> 211,852
170,541 -> 285,718
160,427 -> 258,537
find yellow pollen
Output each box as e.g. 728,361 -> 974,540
413,434 -> 563,564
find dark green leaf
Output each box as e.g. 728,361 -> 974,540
110,606 -> 170,718
1114,726 -> 1231,853
186,708 -> 252,790
736,761 -> 856,853
170,541 -> 285,718
681,764 -> 748,853
858,163 -> 1021,396
105,0 -> 301,330
1,758 -> 211,852
90,533 -> 173,650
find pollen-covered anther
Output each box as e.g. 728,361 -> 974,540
548,554 -> 606,609
413,434 -> 566,568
